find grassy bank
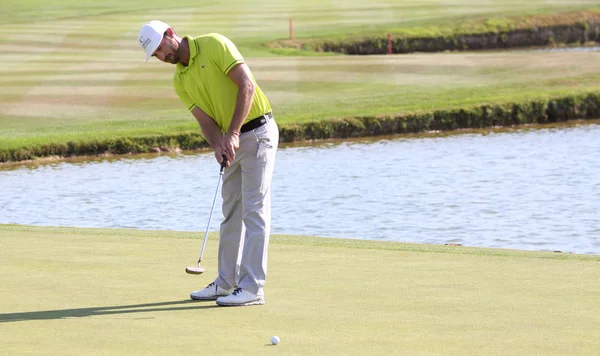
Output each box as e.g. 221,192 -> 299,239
270,11 -> 600,54
4,92 -> 600,162
2,0 -> 600,162
1,224 -> 599,355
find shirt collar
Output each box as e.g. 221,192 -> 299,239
176,36 -> 196,72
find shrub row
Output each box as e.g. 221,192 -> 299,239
314,22 -> 600,55
0,133 -> 209,163
2,93 -> 599,163
278,93 -> 600,141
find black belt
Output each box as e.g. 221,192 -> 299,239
240,112 -> 273,133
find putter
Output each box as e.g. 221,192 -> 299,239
186,155 -> 227,275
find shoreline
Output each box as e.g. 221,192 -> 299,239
2,117 -> 598,169
3,92 -> 600,165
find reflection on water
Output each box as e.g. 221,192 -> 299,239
1,124 -> 599,254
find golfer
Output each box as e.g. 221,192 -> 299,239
138,21 -> 278,306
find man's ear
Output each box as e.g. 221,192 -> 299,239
165,27 -> 175,38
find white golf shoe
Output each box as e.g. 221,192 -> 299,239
216,288 -> 265,306
190,282 -> 233,300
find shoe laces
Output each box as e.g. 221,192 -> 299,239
232,287 -> 243,296
206,282 -> 215,288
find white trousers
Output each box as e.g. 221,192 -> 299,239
214,118 -> 278,295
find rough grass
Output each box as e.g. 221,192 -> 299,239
1,225 -> 599,355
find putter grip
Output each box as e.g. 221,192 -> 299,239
220,154 -> 227,172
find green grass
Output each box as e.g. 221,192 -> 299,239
1,224 -> 599,355
2,0 -> 600,155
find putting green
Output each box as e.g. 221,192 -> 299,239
1,225 -> 599,355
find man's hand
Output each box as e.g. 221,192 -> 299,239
214,147 -> 229,167
221,131 -> 240,163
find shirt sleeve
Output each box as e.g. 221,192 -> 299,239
173,74 -> 195,111
208,33 -> 245,75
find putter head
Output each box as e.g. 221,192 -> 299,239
185,265 -> 205,275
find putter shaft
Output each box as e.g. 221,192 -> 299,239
196,156 -> 228,264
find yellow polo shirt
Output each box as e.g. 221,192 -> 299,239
173,33 -> 271,132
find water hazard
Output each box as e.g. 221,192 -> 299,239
1,124 -> 599,254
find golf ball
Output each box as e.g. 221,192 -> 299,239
271,335 -> 280,345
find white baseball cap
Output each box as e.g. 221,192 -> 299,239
138,20 -> 171,62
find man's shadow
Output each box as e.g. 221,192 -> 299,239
1,300 -> 219,323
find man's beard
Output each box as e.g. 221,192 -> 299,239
165,52 -> 179,64
165,41 -> 180,64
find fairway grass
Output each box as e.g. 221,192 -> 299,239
1,225 -> 599,355
3,0 -> 600,162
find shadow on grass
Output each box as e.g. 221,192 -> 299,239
0,300 -> 219,323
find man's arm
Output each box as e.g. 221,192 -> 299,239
191,106 -> 227,164
227,62 -> 256,134
221,62 -> 256,162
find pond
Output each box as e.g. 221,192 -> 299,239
1,123 -> 599,254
